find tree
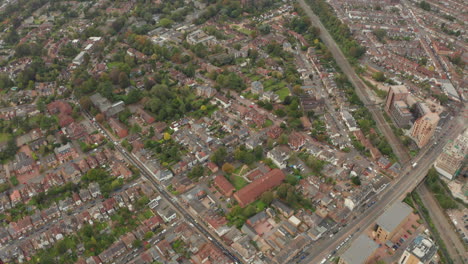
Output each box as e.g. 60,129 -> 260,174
373,29 -> 387,43
188,165 -> 204,179
0,73 -> 14,90
159,18 -> 174,28
132,239 -> 142,248
351,176 -> 361,186
260,191 -> 274,205
79,96 -> 92,111
419,1 -> 431,11
4,30 -> 19,45
10,176 -> 19,186
253,146 -> 263,160
112,17 -> 126,32
125,89 -> 142,104
372,71 -> 386,82
306,155 -> 325,174
222,163 -> 234,174
258,24 -> 271,35
163,132 -> 171,141
118,72 -> 130,88
95,113 -> 105,123
211,147 -> 227,166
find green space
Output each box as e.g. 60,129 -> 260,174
276,87 -> 290,101
407,192 -> 453,264
263,119 -> 273,128
231,175 -> 248,190
425,168 -> 459,210
0,133 -> 10,143
304,0 -> 366,61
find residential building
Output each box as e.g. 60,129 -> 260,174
288,132 -> 307,150
54,143 -> 79,163
267,146 -> 290,169
186,30 -> 217,46
385,85 -> 409,113
89,93 -> 125,118
214,175 -> 235,197
414,102 -> 430,119
341,109 -> 359,132
234,168 -> 285,207
251,81 -> 264,95
410,112 -> 439,148
390,101 -> 413,128
195,85 -> 216,98
339,235 -> 378,264
262,91 -> 279,102
434,129 -> 467,180
374,202 -> 412,243
214,94 -> 231,108
72,51 -> 86,65
109,118 -> 128,138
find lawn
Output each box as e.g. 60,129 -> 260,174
231,176 -> 248,190
237,27 -> 254,36
276,87 -> 290,101
0,133 -> 10,143
263,119 -> 273,128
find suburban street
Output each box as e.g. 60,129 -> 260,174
295,111 -> 465,263
297,0 -> 411,164
417,184 -> 467,264
82,111 -> 243,264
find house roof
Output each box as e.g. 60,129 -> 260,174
214,175 -> 235,197
234,169 -> 285,207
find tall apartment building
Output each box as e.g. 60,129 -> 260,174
390,101 -> 413,128
385,85 -> 413,128
434,129 -> 467,180
410,112 -> 440,148
385,85 -> 409,113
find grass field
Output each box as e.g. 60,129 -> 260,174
276,87 -> 290,101
231,176 -> 248,190
0,133 -> 10,143
263,119 -> 273,128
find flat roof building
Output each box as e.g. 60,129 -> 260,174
399,235 -> 438,264
339,235 -> 378,264
375,201 -> 412,243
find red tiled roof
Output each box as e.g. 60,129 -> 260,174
234,169 -> 285,207
214,175 -> 235,197
47,101 -> 72,115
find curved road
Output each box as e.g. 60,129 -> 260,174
297,0 -> 410,164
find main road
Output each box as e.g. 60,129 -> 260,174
297,0 -> 411,164
297,112 -> 465,263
